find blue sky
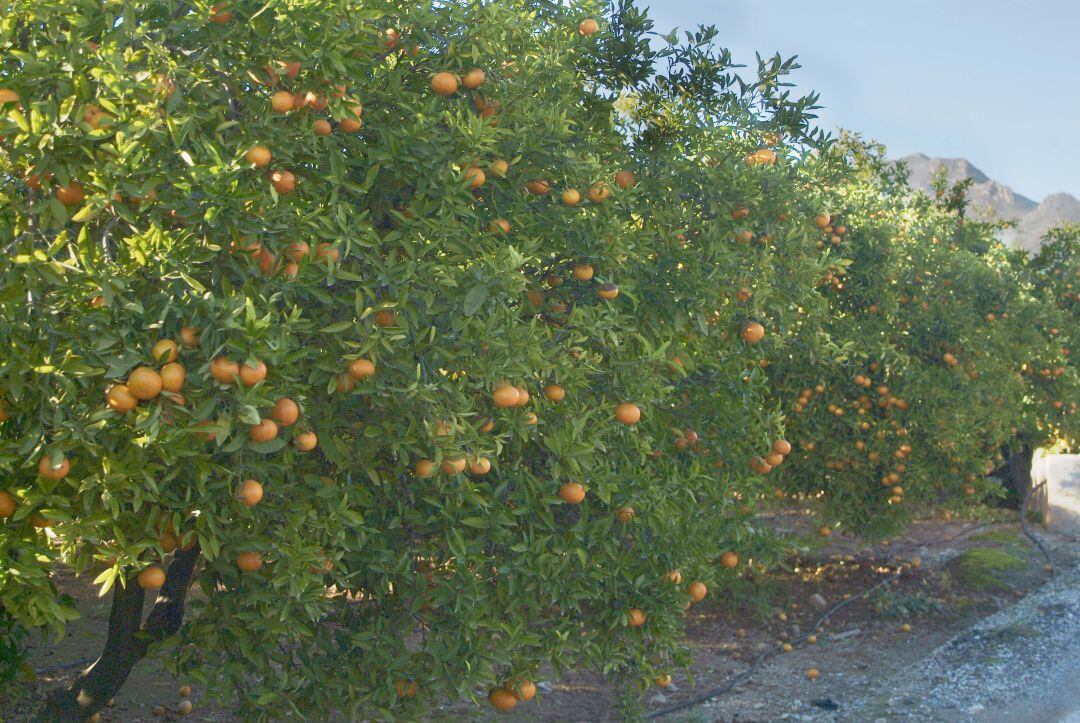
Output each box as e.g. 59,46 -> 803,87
642,0 -> 1080,201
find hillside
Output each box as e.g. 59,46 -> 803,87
899,153 -> 1080,252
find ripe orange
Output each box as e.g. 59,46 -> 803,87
415,460 -> 436,478
210,356 -> 240,384
340,115 -> 362,133
178,700 -> 193,716
720,551 -> 739,569
246,145 -> 271,167
209,4 -> 232,23
248,419 -> 278,442
160,363 -> 186,393
741,322 -> 765,344
441,458 -> 467,475
525,179 -> 550,194
238,479 -> 264,506
570,265 -> 593,283
106,384 -> 138,413
818,526 -> 832,538
0,89 -> 20,105
315,243 -> 340,263
468,457 -> 492,475
764,452 -> 784,467
270,91 -> 294,112
665,570 -> 682,584
772,439 -> 792,456
615,506 -> 635,523
806,668 -> 820,680
269,169 -> 296,193
431,72 -> 458,96
614,169 -> 636,189
687,581 -> 707,602
562,188 -> 581,206
559,482 -> 585,504
179,326 -> 199,347
0,491 -> 16,518
598,283 -> 619,300
627,608 -> 646,627
490,158 -> 509,177
313,119 -> 332,136
295,431 -> 318,452
271,398 -> 299,426
236,552 -> 263,572
615,402 -> 640,425
127,367 -> 162,400
464,165 -> 485,189
239,360 -> 267,386
138,565 -> 166,589
544,384 -> 565,402
654,675 -> 672,688
578,18 -> 599,35
152,339 -> 179,363
489,218 -> 511,234
488,688 -> 517,710
286,241 -> 309,261
374,309 -> 397,327
462,68 -> 485,89
587,183 -> 610,203
55,181 -> 85,206
395,679 -> 418,698
493,385 -> 521,408
814,213 -> 831,228
514,680 -> 536,702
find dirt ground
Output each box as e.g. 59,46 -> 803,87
1,511 -> 1066,722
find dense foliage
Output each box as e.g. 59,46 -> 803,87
0,1 -> 1075,720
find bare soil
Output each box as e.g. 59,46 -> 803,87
1,512 -> 1063,722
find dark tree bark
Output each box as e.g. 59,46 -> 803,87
37,546 -> 200,722
1005,444 -> 1035,509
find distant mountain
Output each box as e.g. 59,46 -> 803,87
897,153 -> 1080,252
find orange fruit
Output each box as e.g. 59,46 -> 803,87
0,490 -> 16,518
559,482 -> 585,504
160,363 -> 186,393
586,183 -> 609,203
464,165 -> 486,189
720,551 -> 739,569
209,4 -> 232,23
210,356 -> 240,384
614,170 -> 636,189
269,169 -> 296,193
236,552 -> 263,572
315,243 -> 340,263
489,218 -> 511,234
514,680 -> 536,701
665,570 -> 682,584
295,431 -> 318,452
772,439 -> 792,456
615,506 -> 635,523
515,386 -> 530,406
178,700 -> 193,716
179,326 -> 199,348
493,385 -> 521,408
764,452 -> 784,467
490,158 -> 509,177
488,688 -> 518,711
741,322 -> 765,344
248,419 -> 278,442
687,581 -> 707,602
374,309 -> 397,327
55,181 -> 85,206
578,18 -> 599,35
431,72 -> 458,96
818,526 -> 832,538
271,398 -> 299,426
562,188 -> 581,206
106,384 -> 138,413
313,119 -> 332,136
441,458 -> 467,475
286,241 -> 309,261
654,675 -> 672,688
544,384 -> 565,402
239,360 -> 267,386
901,623 -> 911,633
415,459 -> 436,478
598,283 -> 619,300
151,339 -> 179,363
270,90 -> 294,112
806,668 -> 820,680
814,213 -> 831,228
468,457 -> 492,475
462,68 -> 485,89
615,402 -> 640,425
137,564 -> 166,589
340,116 -> 362,133
127,367 -> 162,400
627,608 -> 646,627
395,679 -> 418,698
525,179 -> 550,194
238,479 -> 264,506
572,264 -> 594,281
246,145 -> 271,167
0,89 -> 20,105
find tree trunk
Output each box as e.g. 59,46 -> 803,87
1005,444 -> 1034,509
37,546 -> 200,722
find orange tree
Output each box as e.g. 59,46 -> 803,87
0,1 -> 832,718
767,137 -> 1075,535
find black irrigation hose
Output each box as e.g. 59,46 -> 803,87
1020,479 -> 1055,577
648,569 -> 903,719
